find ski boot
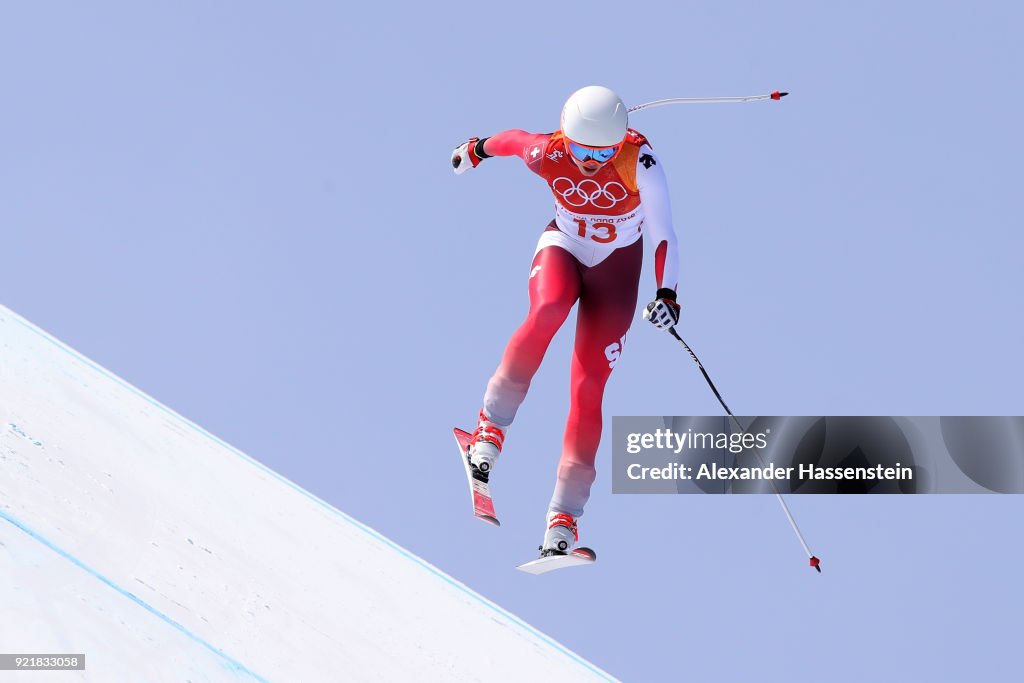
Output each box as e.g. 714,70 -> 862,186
539,512 -> 578,557
468,410 -> 508,483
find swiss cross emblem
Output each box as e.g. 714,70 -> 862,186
529,145 -> 541,159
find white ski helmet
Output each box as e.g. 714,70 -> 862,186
560,85 -> 628,147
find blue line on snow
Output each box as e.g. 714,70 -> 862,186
3,310 -> 618,683
0,510 -> 270,683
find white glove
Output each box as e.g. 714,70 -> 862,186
643,289 -> 681,330
451,137 -> 485,175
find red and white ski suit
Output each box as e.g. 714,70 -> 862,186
480,128 -> 679,517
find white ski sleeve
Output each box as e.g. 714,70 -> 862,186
636,145 -> 680,292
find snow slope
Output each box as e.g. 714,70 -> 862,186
0,305 -> 617,683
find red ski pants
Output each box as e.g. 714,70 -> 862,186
482,231 -> 643,517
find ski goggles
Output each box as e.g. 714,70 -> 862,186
566,141 -> 620,164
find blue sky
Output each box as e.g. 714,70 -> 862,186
3,2 -> 1022,680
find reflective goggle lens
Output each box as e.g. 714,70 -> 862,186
568,142 -> 618,164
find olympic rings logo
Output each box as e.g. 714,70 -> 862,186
551,177 -> 628,209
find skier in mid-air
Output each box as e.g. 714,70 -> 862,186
451,85 -> 680,559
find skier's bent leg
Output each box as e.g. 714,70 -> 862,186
481,246 -> 581,426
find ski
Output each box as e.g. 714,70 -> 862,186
516,547 -> 597,575
453,427 -> 500,527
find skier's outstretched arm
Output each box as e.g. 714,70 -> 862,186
637,146 -> 682,330
451,130 -> 550,173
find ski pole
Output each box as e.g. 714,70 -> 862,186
628,90 -> 788,113
666,327 -> 822,573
